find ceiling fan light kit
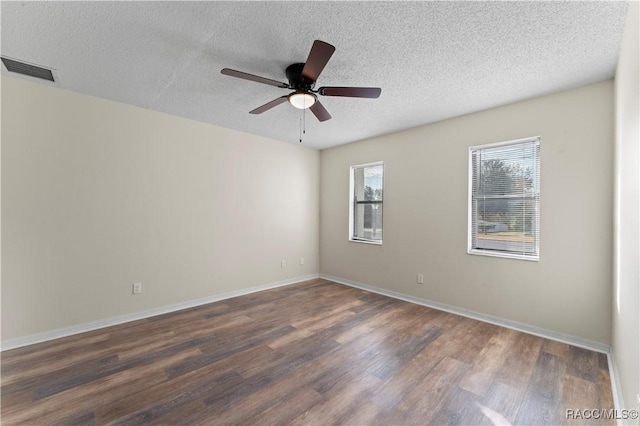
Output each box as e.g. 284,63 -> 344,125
288,91 -> 316,109
221,40 -> 381,124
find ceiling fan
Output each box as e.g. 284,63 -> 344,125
221,40 -> 381,122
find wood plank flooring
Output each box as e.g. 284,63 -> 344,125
1,279 -> 614,425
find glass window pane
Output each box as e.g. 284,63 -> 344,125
356,164 -> 383,201
364,164 -> 383,201
475,198 -> 538,254
354,203 -> 383,241
475,151 -> 537,197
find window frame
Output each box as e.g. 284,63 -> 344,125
349,161 -> 384,245
467,136 -> 541,261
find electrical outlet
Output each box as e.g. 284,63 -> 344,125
417,274 -> 424,284
132,282 -> 142,294
281,260 -> 286,268
300,257 -> 305,265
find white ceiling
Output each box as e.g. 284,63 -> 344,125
1,1 -> 629,150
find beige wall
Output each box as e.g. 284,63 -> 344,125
0,63 -> 622,355
321,80 -> 614,344
613,0 -> 640,417
1,76 -> 319,341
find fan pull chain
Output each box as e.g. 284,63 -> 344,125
299,102 -> 307,143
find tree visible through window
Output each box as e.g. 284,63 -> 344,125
469,138 -> 540,260
350,162 -> 383,243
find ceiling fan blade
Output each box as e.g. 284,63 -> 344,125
309,100 -> 332,122
221,68 -> 289,88
249,96 -> 289,114
301,40 -> 335,82
318,87 -> 382,98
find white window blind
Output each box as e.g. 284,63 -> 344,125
469,137 -> 540,260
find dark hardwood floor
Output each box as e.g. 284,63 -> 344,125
1,278 -> 614,425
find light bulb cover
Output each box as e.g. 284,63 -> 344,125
288,92 -> 316,109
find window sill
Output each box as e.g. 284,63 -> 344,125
467,249 -> 538,262
349,238 -> 383,246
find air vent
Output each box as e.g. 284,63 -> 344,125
1,57 -> 55,82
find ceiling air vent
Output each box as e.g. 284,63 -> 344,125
1,57 -> 55,82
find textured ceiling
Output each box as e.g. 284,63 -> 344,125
0,1 -> 629,150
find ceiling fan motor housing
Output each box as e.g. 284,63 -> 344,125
286,63 -> 314,91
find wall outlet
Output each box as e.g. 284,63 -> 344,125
281,260 -> 286,268
417,274 -> 424,284
132,282 -> 142,294
300,257 -> 305,265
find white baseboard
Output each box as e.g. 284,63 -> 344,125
1,274 -> 320,351
320,273 -> 611,354
607,351 -> 626,425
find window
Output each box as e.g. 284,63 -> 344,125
469,137 -> 540,260
350,162 -> 383,244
